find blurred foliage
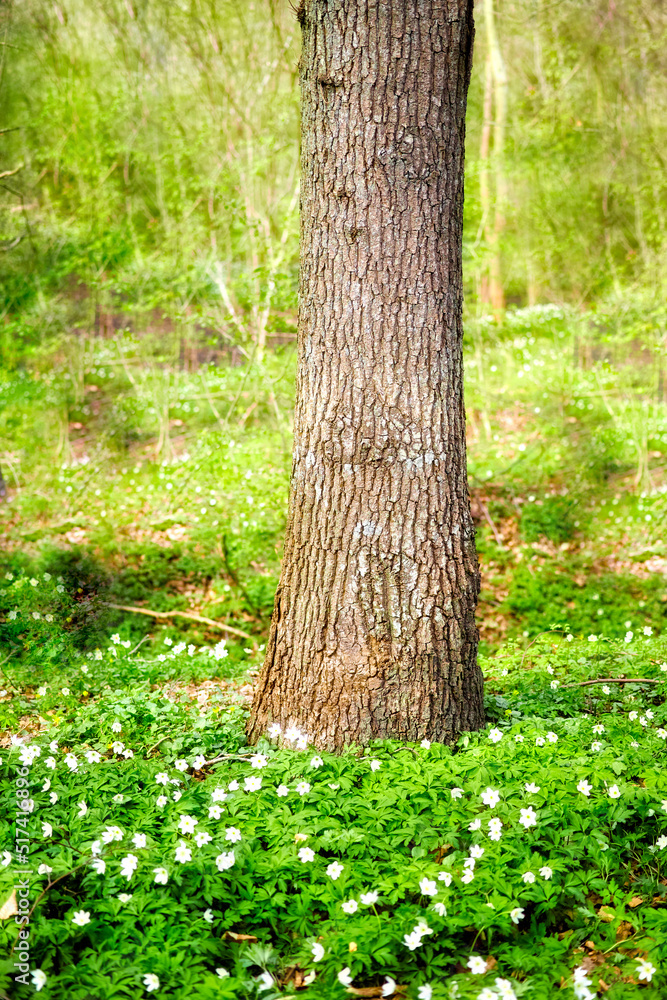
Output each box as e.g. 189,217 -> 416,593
1,0 -> 666,353
465,0 -> 667,305
519,496 -> 579,545
0,0 -> 300,360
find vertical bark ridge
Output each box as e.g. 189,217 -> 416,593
249,0 -> 484,750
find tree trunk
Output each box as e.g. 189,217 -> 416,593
479,50 -> 493,306
482,0 -> 507,314
248,0 -> 484,750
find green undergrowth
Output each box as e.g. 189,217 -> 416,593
496,566 -> 667,645
2,296 -> 667,659
3,300 -> 667,655
0,570 -> 261,734
1,630 -> 667,999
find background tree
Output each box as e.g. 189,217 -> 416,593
478,0 -> 507,313
2,0 -> 667,348
248,0 -> 484,749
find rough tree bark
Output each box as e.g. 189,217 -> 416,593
248,0 -> 484,750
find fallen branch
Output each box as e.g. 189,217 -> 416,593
477,498 -> 505,549
562,676 -> 661,689
204,753 -> 255,767
128,634 -> 152,656
105,603 -> 254,641
0,164 -> 23,180
146,734 -> 172,755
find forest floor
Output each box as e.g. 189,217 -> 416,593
1,306 -> 667,997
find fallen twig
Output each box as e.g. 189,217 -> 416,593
0,164 -> 23,180
477,498 -> 505,549
128,634 -> 152,656
106,603 -> 254,641
146,734 -> 172,755
203,753 -> 255,767
562,676 -> 661,689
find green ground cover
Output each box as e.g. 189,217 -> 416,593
1,305 -> 667,998
1,619 -> 667,999
1,299 -> 666,663
2,2 -> 667,996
